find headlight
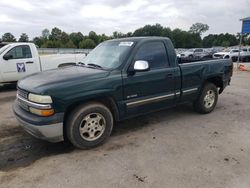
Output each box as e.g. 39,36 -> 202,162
28,93 -> 52,104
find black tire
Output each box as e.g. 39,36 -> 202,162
66,102 -> 113,149
189,55 -> 193,59
193,83 -> 218,114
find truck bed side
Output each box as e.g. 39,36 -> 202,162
178,59 -> 233,103
40,54 -> 86,71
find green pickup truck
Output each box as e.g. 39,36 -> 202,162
13,37 -> 233,149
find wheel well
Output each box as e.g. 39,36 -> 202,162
205,77 -> 223,93
62,97 -> 120,141
64,96 -> 119,123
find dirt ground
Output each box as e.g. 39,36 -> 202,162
0,71 -> 250,188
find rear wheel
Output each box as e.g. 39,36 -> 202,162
193,83 -> 218,114
66,102 -> 113,149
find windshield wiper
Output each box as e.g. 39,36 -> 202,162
77,62 -> 85,66
87,63 -> 103,69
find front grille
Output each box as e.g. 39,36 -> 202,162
17,88 -> 29,111
17,88 -> 28,99
17,99 -> 29,111
213,54 -> 223,58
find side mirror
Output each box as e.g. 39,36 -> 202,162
177,57 -> 182,64
134,60 -> 149,72
3,54 -> 13,60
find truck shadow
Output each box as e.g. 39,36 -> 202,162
0,83 -> 17,92
0,104 -> 193,172
113,104 -> 194,136
0,132 -> 75,171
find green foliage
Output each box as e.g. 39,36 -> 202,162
41,40 -> 63,48
221,41 -> 230,47
42,29 -> 50,39
161,27 -> 172,39
246,36 -> 250,46
126,32 -> 133,37
203,33 -> 238,47
98,34 -> 110,43
61,32 -> 69,43
69,32 -> 84,48
89,31 -> 99,44
65,40 -> 76,48
79,39 -> 96,49
2,32 -> 16,42
189,23 -> 209,35
33,37 -> 43,47
49,27 -> 62,41
133,24 -> 164,36
3,23 -> 249,49
237,33 -> 250,45
112,31 -> 127,38
18,33 -> 29,42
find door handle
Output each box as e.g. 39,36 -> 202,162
166,73 -> 173,78
25,61 -> 34,64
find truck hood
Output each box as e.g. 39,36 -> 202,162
18,66 -> 110,93
214,52 -> 229,56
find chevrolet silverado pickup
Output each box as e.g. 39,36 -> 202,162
13,37 -> 233,149
0,42 -> 85,84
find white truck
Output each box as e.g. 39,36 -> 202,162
213,48 -> 250,62
240,47 -> 250,62
213,49 -> 240,59
0,43 -> 86,84
178,48 -> 210,58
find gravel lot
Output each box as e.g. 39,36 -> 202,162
0,71 -> 250,188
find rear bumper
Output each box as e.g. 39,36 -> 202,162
219,78 -> 231,94
13,100 -> 64,143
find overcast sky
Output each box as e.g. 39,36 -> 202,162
0,0 -> 249,39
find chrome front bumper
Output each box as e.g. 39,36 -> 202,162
16,116 -> 64,142
13,100 -> 64,143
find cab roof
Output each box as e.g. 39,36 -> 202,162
108,36 -> 171,43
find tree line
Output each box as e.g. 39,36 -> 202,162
1,23 -> 249,49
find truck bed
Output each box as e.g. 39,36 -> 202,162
178,59 -> 233,102
40,54 -> 86,71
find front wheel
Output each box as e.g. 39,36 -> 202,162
66,102 -> 113,149
193,83 -> 218,114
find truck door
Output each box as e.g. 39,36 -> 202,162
122,41 -> 178,116
1,45 -> 38,82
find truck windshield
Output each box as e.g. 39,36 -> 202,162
231,50 -> 239,53
81,41 -> 134,69
0,44 -> 11,55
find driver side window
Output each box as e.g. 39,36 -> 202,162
134,41 -> 169,69
6,45 -> 32,59
194,49 -> 203,53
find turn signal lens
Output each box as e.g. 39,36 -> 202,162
29,107 -> 54,116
